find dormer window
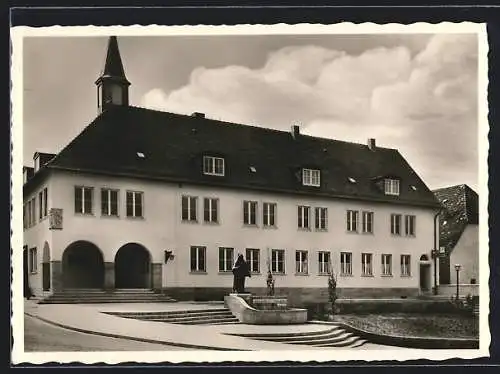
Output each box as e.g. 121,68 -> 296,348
302,168 -> 321,187
384,178 -> 400,196
203,156 -> 225,176
34,156 -> 40,173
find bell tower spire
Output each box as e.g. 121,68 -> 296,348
95,36 -> 130,113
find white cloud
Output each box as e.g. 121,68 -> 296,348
140,34 -> 478,189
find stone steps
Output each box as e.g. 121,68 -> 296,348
229,324 -> 368,348
106,308 -> 239,325
107,308 -> 230,319
251,327 -> 347,343
38,289 -> 176,304
473,304 -> 479,316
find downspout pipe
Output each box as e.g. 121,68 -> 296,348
433,208 -> 443,295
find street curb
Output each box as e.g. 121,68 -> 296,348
310,320 -> 479,349
24,312 -> 245,351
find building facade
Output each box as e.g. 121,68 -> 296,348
22,36 -> 442,304
434,184 -> 479,296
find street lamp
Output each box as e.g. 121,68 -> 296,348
454,264 -> 462,301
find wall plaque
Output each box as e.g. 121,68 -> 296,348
49,208 -> 63,230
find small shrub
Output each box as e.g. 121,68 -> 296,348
327,265 -> 339,314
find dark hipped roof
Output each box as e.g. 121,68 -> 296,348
32,105 -> 440,208
433,184 -> 479,253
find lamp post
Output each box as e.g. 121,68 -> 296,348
454,264 -> 462,301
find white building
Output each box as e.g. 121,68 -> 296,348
22,36 -> 442,305
434,184 -> 479,297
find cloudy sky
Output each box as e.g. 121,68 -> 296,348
22,32 -> 479,191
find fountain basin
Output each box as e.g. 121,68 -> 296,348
224,293 -> 308,325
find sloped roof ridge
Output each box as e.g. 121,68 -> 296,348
126,105 -> 397,151
433,183 -> 468,193
46,111 -> 107,167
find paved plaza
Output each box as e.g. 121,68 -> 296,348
22,300 -> 412,351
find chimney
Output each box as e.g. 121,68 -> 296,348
192,112 -> 205,119
367,138 -> 376,151
291,124 -> 300,140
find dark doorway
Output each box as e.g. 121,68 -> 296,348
115,243 -> 151,289
23,246 -> 32,298
62,241 -> 104,288
42,242 -> 50,291
419,264 -> 431,291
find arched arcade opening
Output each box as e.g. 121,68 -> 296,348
114,243 -> 152,289
42,241 -> 51,291
62,241 -> 104,288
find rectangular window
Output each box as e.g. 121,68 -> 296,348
29,247 -> 37,273
295,250 -> 308,274
391,214 -> 402,235
401,255 -> 411,276
38,191 -> 43,220
302,168 -> 321,187
381,254 -> 392,276
340,252 -> 352,276
218,247 -> 234,272
203,156 -> 225,176
243,201 -> 257,225
203,198 -> 219,223
26,201 -> 31,228
318,251 -> 331,275
263,202 -> 277,227
271,249 -> 285,274
384,178 -> 400,195
347,210 -> 358,232
315,207 -> 328,230
361,253 -> 373,276
101,189 -> 119,216
190,246 -> 206,272
75,186 -> 93,214
43,187 -> 48,217
246,248 -> 260,273
30,197 -> 36,225
297,205 -> 310,229
362,211 -> 374,234
182,196 -> 198,222
23,204 -> 27,229
126,191 -> 143,218
405,215 -> 416,236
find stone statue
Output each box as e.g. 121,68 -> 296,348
232,253 -> 251,293
266,270 -> 275,296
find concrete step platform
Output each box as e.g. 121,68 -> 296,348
38,290 -> 177,304
272,332 -> 354,346
39,299 -> 177,304
252,327 -> 347,343
316,336 -> 367,348
148,315 -> 236,323
105,308 -> 239,325
107,308 -> 230,318
228,324 -> 366,348
169,317 -> 240,325
229,325 -> 342,339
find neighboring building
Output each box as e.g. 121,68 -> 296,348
22,36 -> 443,305
434,184 -> 479,286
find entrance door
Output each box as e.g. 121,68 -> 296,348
23,246 -> 31,297
42,263 -> 50,291
419,264 -> 431,291
42,242 -> 50,291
